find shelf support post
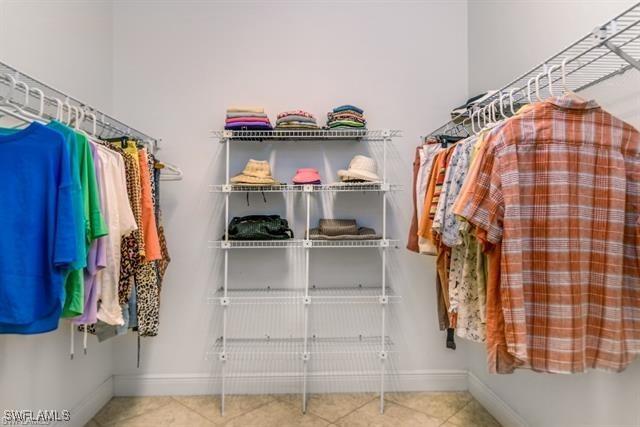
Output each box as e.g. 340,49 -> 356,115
302,191 -> 311,414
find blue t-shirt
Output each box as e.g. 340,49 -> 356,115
0,122 -> 77,334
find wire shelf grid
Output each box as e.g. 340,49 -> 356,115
208,239 -> 399,249
209,286 -> 400,306
208,183 -> 401,193
209,336 -> 394,360
428,2 -> 640,137
212,129 -> 401,142
0,61 -> 157,143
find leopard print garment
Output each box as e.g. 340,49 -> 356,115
135,261 -> 160,336
117,149 -> 144,305
135,149 -> 162,337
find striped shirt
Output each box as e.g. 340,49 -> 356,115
458,95 -> 640,373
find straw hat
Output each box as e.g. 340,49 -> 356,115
307,219 -> 381,240
337,155 -> 380,182
230,159 -> 279,185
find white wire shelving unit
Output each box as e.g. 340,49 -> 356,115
428,2 -> 640,138
210,128 -> 401,415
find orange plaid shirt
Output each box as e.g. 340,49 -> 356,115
458,96 -> 640,373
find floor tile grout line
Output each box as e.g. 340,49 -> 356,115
96,397 -> 174,426
329,395 -> 378,425
439,399 -> 473,426
168,396 -> 227,424
384,398 -> 456,423
219,396 -> 288,426
274,394 -> 335,424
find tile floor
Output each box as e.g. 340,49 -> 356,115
88,392 -> 501,426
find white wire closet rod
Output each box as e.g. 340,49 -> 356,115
428,1 -> 640,137
0,61 -> 158,145
209,183 -> 402,193
212,129 -> 401,142
208,239 -> 399,249
209,286 -> 401,305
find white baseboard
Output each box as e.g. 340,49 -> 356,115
468,372 -> 528,427
61,376 -> 114,427
113,369 -> 468,396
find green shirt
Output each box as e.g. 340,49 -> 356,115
60,131 -> 108,317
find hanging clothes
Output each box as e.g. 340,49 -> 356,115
454,95 -> 640,373
93,144 -> 138,326
0,123 -> 77,334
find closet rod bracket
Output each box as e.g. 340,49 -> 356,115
602,40 -> 640,71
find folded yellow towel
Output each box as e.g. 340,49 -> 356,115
227,106 -> 264,113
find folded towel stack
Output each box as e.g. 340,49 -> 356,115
275,110 -> 319,129
225,106 -> 273,130
326,105 -> 366,129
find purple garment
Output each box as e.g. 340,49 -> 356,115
224,122 -> 273,130
73,142 -> 107,325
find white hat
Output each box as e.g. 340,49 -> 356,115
337,155 -> 380,182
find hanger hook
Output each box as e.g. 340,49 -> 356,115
534,72 -> 544,102
13,80 -> 29,110
470,109 -> 477,134
29,88 -> 45,117
547,65 -> 561,97
508,87 -> 519,116
560,58 -> 569,93
526,77 -> 536,103
2,74 -> 16,102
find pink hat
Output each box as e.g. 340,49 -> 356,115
292,168 -> 321,184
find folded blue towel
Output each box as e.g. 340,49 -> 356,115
333,104 -> 364,114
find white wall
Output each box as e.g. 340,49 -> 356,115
0,1 -> 114,425
467,1 -> 640,426
109,0 -> 471,393
468,0 -> 639,95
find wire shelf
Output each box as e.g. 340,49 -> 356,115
208,239 -> 399,249
0,61 -> 157,143
428,2 -> 640,137
309,239 -> 399,249
209,286 -> 400,305
209,240 -> 303,249
209,336 -> 394,360
208,182 -> 401,193
211,129 -> 401,142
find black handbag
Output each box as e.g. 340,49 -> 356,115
225,215 -> 294,240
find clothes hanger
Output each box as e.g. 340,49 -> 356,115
558,57 -> 587,102
534,71 -> 545,101
11,83 -> 47,124
0,74 -> 34,126
470,109 -> 478,134
526,77 -> 536,104
508,88 -> 520,115
159,162 -> 184,181
547,65 -> 560,97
